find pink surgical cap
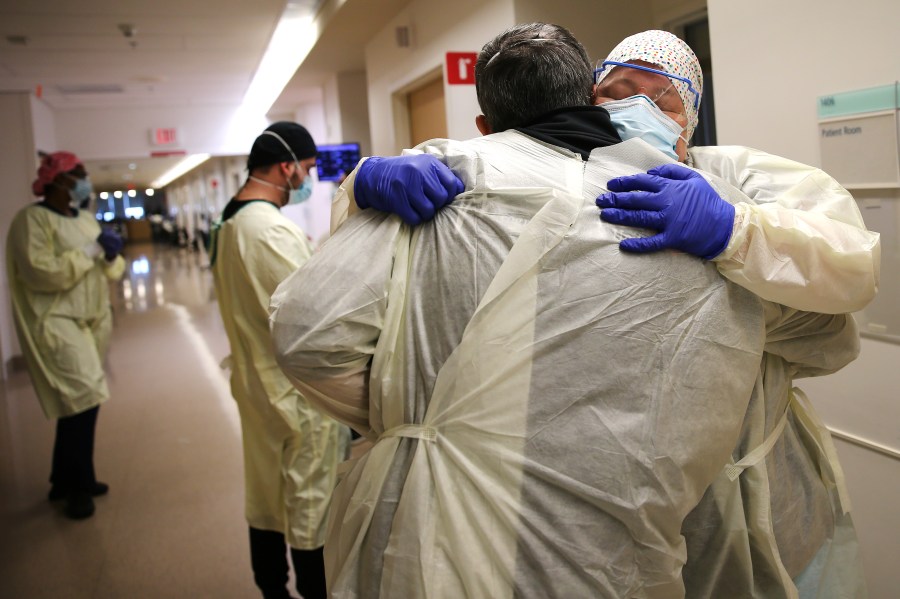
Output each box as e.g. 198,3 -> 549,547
597,30 -> 703,139
32,151 -> 81,196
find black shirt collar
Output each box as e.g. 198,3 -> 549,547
515,106 -> 621,159
221,198 -> 275,222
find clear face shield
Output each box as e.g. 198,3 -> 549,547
593,60 -> 700,130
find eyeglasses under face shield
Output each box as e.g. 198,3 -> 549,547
593,60 -> 701,112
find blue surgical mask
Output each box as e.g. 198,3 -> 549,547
603,95 -> 684,160
69,177 -> 93,206
289,175 -> 313,205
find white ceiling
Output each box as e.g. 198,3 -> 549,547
272,0 -> 413,109
0,0 -> 407,189
81,155 -> 186,192
0,0 -> 294,110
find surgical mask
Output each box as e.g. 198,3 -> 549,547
68,177 -> 93,206
247,166 -> 311,205
603,95 -> 685,161
289,175 -> 313,205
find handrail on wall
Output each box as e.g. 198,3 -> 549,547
828,426 -> 900,461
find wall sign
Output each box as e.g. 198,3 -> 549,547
817,83 -> 900,189
150,127 -> 180,146
446,52 -> 477,85
818,83 -> 900,345
818,111 -> 900,189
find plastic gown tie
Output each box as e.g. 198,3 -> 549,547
722,387 -> 852,515
378,424 -> 438,443
724,401 -> 791,482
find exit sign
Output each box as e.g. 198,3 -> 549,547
150,127 -> 180,146
446,52 -> 477,85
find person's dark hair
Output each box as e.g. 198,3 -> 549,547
475,23 -> 593,132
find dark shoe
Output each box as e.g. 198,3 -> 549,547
65,493 -> 95,520
49,481 -> 109,502
48,485 -> 67,502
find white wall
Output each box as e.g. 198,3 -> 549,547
512,0 -> 655,66
29,96 -> 58,156
0,93 -> 57,378
0,94 -> 36,377
323,75 -> 343,143
708,1 -> 900,595
708,0 -> 900,165
336,71 -> 372,156
54,104 -> 254,162
364,0 -> 516,156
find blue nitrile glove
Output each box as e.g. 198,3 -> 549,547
354,154 -> 465,226
596,163 -> 736,259
96,229 -> 124,261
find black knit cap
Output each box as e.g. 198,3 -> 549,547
246,121 -> 317,171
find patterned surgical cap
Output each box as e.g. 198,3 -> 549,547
32,151 -> 81,196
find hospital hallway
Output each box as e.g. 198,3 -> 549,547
0,242 -> 261,598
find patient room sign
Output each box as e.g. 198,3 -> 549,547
817,83 -> 900,188
446,52 -> 478,85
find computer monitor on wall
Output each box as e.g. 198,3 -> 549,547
316,143 -> 362,182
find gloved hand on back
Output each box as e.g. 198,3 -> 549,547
596,163 -> 735,260
354,154 -> 464,226
96,229 -> 124,262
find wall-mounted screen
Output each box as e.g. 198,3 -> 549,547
316,143 -> 361,182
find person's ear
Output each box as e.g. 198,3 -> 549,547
475,115 -> 492,136
591,83 -> 599,105
278,161 -> 294,179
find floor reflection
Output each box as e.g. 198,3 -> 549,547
111,242 -> 216,313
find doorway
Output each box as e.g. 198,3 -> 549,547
678,17 -> 717,146
407,77 -> 447,147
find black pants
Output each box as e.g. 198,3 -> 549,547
50,406 -> 99,494
249,527 -> 327,599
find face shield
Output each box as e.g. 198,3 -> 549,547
593,60 -> 700,126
